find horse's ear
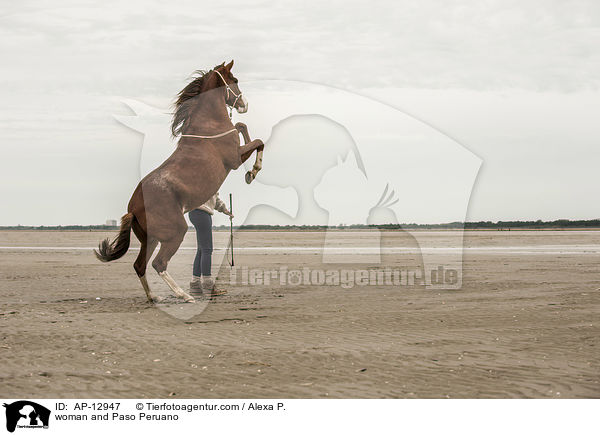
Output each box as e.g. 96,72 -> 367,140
225,60 -> 234,71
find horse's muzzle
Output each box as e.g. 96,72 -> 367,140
236,97 -> 248,114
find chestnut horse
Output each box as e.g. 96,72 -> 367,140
95,60 -> 264,303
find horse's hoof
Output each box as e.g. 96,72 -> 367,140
183,294 -> 196,303
245,171 -> 254,184
150,296 -> 164,304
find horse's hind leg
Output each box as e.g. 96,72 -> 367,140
135,239 -> 158,302
152,230 -> 195,303
132,220 -> 159,302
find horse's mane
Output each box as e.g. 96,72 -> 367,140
171,64 -> 223,136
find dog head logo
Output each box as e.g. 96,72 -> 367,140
3,401 -> 50,433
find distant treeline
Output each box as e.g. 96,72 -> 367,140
2,219 -> 600,231
220,219 -> 600,230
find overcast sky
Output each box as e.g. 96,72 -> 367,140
1,0 -> 599,225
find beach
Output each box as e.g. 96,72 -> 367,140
1,230 -> 598,398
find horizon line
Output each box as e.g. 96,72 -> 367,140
1,218 -> 600,231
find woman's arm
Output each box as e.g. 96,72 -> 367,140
215,195 -> 233,217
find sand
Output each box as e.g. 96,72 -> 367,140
0,230 -> 598,398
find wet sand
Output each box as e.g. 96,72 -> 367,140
0,230 -> 599,398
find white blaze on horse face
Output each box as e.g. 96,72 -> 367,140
158,271 -> 195,303
236,96 -> 248,113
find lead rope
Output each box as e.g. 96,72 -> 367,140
228,193 -> 234,267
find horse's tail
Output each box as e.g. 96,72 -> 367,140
94,212 -> 134,262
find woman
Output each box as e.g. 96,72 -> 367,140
188,192 -> 233,295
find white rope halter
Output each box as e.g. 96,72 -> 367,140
214,69 -> 243,111
180,68 -> 242,140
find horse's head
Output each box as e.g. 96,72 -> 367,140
214,60 -> 248,113
171,61 -> 248,136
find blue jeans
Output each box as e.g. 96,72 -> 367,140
189,209 -> 213,277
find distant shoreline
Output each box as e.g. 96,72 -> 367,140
1,220 -> 599,231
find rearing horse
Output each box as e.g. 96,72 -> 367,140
95,60 -> 264,303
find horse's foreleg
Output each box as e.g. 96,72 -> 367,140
235,122 -> 251,144
245,146 -> 264,184
235,122 -> 264,184
238,139 -> 264,184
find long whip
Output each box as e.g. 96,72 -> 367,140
229,193 -> 234,267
